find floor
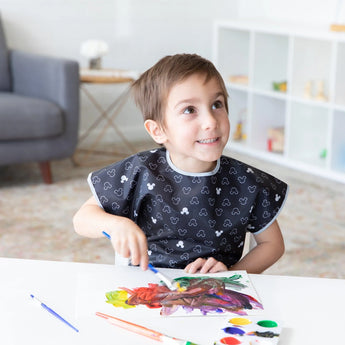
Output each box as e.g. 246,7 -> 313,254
0,140 -> 344,279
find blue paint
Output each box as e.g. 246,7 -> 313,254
223,327 -> 245,335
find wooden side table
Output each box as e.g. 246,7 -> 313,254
73,68 -> 138,166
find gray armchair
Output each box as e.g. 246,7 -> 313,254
0,15 -> 79,183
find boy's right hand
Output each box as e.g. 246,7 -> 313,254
109,217 -> 149,270
73,196 -> 149,270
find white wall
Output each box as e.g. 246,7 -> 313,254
1,0 -> 343,141
0,0 -> 239,140
1,0 -> 239,69
237,0 -> 345,26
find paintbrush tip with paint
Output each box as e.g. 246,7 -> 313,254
147,264 -> 185,292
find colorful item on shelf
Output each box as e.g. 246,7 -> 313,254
229,75 -> 249,85
304,81 -> 312,99
233,121 -> 243,141
315,80 -> 328,101
330,1 -> 345,31
272,81 -> 287,92
330,24 -> 345,32
232,109 -> 247,141
319,149 -> 327,159
267,127 -> 284,153
304,80 -> 328,101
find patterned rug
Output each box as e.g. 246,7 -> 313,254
0,141 -> 344,279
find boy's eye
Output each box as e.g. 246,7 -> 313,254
183,106 -> 196,114
212,100 -> 223,109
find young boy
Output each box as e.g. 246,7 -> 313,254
73,54 -> 287,274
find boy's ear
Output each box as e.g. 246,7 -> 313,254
144,119 -> 167,144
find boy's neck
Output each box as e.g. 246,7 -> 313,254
166,150 -> 220,176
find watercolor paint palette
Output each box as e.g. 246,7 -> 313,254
105,270 -> 264,317
214,316 -> 282,345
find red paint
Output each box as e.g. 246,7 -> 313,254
220,336 -> 241,345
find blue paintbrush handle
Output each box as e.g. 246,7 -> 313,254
30,294 -> 79,332
147,263 -> 158,273
102,231 -> 111,239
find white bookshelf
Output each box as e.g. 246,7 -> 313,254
213,21 -> 345,183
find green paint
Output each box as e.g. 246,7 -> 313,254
257,320 -> 278,328
174,275 -> 246,289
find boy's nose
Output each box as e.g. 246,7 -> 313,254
202,110 -> 218,130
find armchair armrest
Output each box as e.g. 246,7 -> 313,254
10,50 -> 80,153
10,50 -> 79,112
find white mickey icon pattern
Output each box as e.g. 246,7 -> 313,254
180,207 -> 189,215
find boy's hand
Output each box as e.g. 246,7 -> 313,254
109,218 -> 149,270
184,257 -> 228,274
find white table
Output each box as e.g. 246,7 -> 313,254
0,258 -> 344,345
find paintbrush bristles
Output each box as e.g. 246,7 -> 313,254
147,264 -> 185,291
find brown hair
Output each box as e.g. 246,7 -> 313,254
131,54 -> 228,127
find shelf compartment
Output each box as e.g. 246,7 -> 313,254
291,37 -> 332,101
228,88 -> 248,143
288,102 -> 329,168
216,27 -> 250,86
334,42 -> 345,106
253,32 -> 289,93
330,110 -> 345,173
251,94 -> 286,152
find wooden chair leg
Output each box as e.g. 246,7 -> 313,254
39,161 -> 53,184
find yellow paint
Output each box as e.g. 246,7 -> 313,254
176,282 -> 186,292
229,317 -> 252,326
106,290 -> 135,309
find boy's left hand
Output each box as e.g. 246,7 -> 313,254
184,257 -> 228,274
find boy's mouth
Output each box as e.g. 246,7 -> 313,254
197,137 -> 219,144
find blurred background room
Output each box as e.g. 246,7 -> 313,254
0,0 -> 344,278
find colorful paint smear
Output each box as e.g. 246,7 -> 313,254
106,276 -> 263,316
105,290 -> 135,309
173,274 -> 247,290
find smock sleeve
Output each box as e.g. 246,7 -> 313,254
247,173 -> 288,235
87,158 -> 138,217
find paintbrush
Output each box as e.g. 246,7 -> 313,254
30,294 -> 79,332
96,312 -> 198,345
147,264 -> 184,291
102,231 -> 183,291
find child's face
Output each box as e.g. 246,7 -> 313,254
157,73 -> 230,173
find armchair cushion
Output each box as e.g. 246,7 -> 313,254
0,93 -> 63,140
